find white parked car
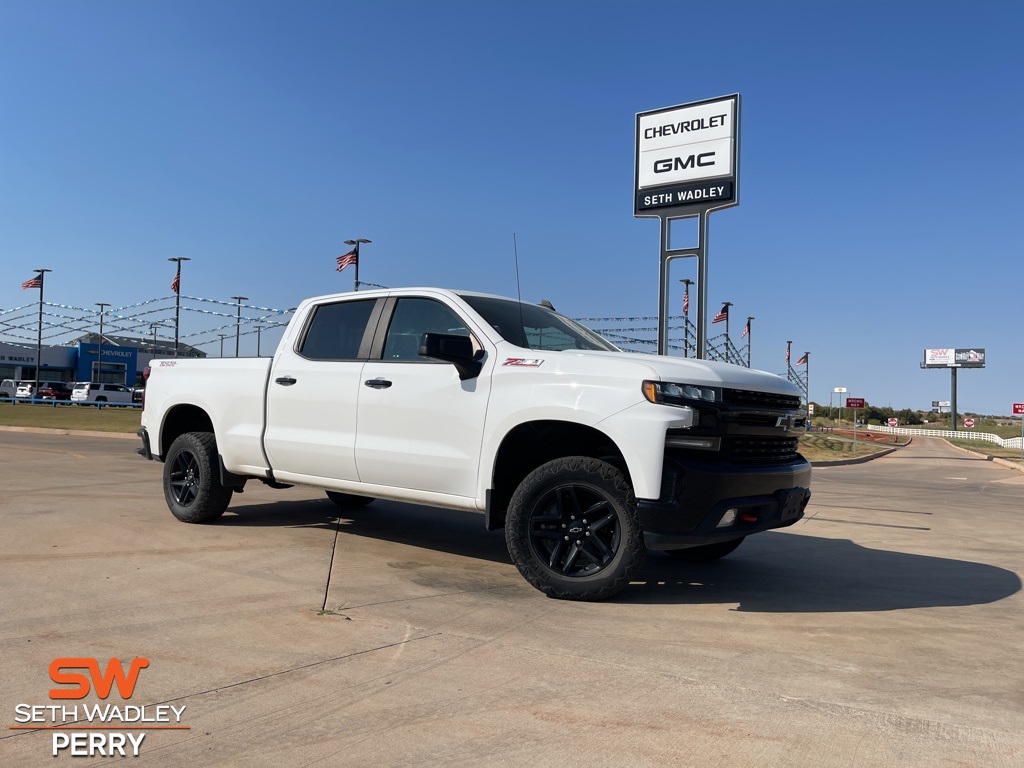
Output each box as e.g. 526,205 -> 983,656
1,379 -> 18,399
71,382 -> 135,404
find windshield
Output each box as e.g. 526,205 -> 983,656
459,295 -> 619,352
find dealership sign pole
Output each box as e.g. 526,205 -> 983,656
635,94 -> 740,357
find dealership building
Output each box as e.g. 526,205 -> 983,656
0,336 -> 205,387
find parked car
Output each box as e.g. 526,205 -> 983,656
37,382 -> 74,400
15,380 -> 69,399
0,379 -> 18,399
131,387 -> 145,404
71,382 -> 135,404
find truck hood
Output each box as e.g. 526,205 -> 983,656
564,350 -> 802,397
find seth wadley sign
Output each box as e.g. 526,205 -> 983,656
635,96 -> 737,213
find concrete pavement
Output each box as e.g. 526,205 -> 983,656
1,433 -> 1021,766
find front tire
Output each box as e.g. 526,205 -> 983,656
505,456 -> 646,601
163,432 -> 233,523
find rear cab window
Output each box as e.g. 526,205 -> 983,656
298,299 -> 378,361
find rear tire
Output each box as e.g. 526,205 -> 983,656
505,456 -> 646,601
664,537 -> 745,562
325,491 -> 374,508
163,432 -> 233,523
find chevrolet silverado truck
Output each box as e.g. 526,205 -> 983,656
138,287 -> 811,600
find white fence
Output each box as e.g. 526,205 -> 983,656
867,424 -> 1023,450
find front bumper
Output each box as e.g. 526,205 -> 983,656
638,454 -> 812,550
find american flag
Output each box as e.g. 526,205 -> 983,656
22,275 -> 42,290
682,291 -> 689,314
796,353 -> 808,366
171,268 -> 180,294
741,319 -> 749,338
786,348 -> 791,363
712,303 -> 729,323
336,248 -> 358,272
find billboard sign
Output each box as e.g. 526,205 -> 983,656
923,348 -> 986,368
635,95 -> 739,214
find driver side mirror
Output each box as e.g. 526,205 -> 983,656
419,333 -> 482,380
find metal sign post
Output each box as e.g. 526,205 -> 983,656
635,95 -> 740,357
1015,403 -> 1024,459
846,397 -> 865,454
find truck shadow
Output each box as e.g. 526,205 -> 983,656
218,497 -> 1021,613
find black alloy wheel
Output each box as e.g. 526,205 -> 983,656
506,456 -> 645,601
162,432 -> 233,523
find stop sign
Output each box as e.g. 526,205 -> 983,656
887,418 -> 898,427
964,418 -> 975,428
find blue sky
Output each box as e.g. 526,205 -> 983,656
1,1 -> 1021,415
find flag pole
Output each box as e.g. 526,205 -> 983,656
168,257 -> 190,357
32,269 -> 51,388
745,316 -> 754,368
343,239 -> 371,292
679,279 -> 693,358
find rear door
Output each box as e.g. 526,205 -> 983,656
355,296 -> 491,499
263,297 -> 382,481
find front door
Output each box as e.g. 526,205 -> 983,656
355,297 -> 491,499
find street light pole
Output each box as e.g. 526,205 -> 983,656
679,279 -> 693,358
255,325 -> 264,357
95,302 -> 110,383
219,334 -> 228,358
344,238 -> 371,291
231,296 -> 248,357
745,316 -> 754,368
168,257 -> 190,357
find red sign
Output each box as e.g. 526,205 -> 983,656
846,397 -> 865,409
1013,403 -> 1024,415
887,418 -> 898,427
964,418 -> 975,428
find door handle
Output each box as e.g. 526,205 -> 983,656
364,378 -> 393,389
275,376 -> 297,386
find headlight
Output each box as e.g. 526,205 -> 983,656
642,380 -> 720,406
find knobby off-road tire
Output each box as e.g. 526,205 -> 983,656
505,456 -> 646,601
163,432 -> 233,523
325,491 -> 375,508
664,536 -> 745,561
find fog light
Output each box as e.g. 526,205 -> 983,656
717,509 -> 738,528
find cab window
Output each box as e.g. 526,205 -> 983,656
382,298 -> 471,361
300,300 -> 376,361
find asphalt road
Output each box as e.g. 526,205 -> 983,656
1,432 -> 1021,766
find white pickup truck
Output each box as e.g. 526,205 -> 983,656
138,287 -> 811,600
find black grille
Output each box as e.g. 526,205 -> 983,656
722,437 -> 800,464
723,388 -> 801,410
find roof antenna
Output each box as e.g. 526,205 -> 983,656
513,233 -> 527,347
